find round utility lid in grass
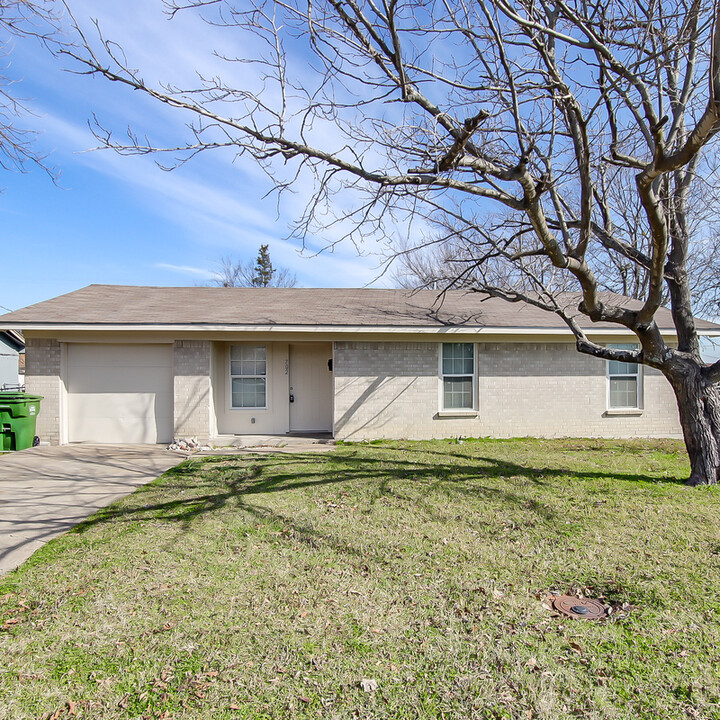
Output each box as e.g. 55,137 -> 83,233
552,595 -> 608,620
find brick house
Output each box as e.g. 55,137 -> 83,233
1,284 -> 716,446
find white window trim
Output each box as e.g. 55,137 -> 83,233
606,343 -> 643,412
229,344 -> 270,411
438,342 -> 478,414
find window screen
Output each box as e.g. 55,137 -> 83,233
607,343 -> 640,409
231,346 -> 267,408
442,343 -> 474,410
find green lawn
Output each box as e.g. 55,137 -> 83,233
2,438 -> 720,719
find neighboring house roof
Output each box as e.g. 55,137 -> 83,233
0,284 -> 718,335
0,329 -> 24,351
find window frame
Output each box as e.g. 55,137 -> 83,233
439,342 -> 477,412
606,342 -> 643,411
229,344 -> 269,410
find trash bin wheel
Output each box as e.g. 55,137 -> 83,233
32,436 -> 40,447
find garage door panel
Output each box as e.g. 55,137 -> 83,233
70,407 -> 171,445
68,345 -> 171,367
67,345 -> 173,444
70,365 -> 173,394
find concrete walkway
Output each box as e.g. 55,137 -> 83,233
209,434 -> 336,453
0,445 -> 183,576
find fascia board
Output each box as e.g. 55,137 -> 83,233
1,322 -> 702,337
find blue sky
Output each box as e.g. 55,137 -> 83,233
2,1 -> 719,365
0,1 -> 390,313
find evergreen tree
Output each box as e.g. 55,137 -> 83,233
251,245 -> 275,287
210,246 -> 297,288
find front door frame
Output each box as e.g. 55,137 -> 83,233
288,342 -> 334,434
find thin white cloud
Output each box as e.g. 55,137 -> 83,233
33,109 -> 387,285
10,3 -> 406,290
36,110 -> 278,227
156,263 -> 214,279
23,106 -> 399,288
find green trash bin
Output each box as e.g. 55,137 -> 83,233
0,393 -> 43,451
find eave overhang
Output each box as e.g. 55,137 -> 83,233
1,322 -> 708,337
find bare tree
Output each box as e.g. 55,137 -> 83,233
209,245 -> 297,287
396,169 -> 720,319
65,0 -> 720,484
0,1 -> 60,179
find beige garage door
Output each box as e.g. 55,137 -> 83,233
67,344 -> 173,444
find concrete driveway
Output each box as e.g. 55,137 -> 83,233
0,445 -> 183,576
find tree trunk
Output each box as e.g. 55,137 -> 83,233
666,363 -> 720,485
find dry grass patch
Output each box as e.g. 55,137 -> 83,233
1,438 -> 720,719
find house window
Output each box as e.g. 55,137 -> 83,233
607,343 -> 641,409
231,345 -> 267,408
441,343 -> 475,409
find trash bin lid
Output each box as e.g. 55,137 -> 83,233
0,393 -> 44,403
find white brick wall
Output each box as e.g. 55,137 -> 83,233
24,338 -> 62,445
333,341 -> 682,440
23,336 -> 683,445
173,340 -> 212,442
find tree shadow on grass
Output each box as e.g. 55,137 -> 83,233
65,454 -> 549,587
202,441 -> 688,487
371,443 -> 689,486
70,451 -> 546,536
69,441 -> 688,544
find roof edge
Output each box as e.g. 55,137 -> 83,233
4,322 -> 691,336
0,329 -> 24,349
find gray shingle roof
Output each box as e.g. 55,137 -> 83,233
0,284 -> 718,332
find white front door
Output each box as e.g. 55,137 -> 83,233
289,343 -> 333,432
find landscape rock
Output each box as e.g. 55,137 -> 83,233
168,437 -> 200,451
